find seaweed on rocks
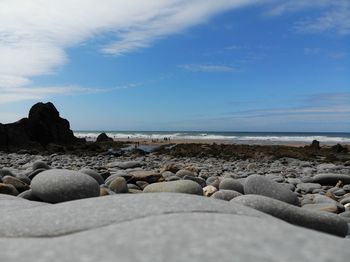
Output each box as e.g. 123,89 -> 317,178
155,143 -> 350,163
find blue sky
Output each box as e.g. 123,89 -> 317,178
0,0 -> 349,132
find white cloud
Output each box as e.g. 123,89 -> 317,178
264,0 -> 350,36
179,64 -> 238,73
265,0 -> 333,16
226,92 -> 350,118
0,0 -> 349,106
0,85 -> 109,105
0,1 -> 256,93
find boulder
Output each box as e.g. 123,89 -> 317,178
0,102 -> 78,148
232,194 -> 348,237
96,133 -> 113,143
244,175 -> 299,205
31,169 -> 100,203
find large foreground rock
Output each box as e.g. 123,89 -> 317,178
0,193 -> 268,237
232,194 -> 348,237
0,194 -> 47,211
31,169 -> 100,203
0,193 -> 349,262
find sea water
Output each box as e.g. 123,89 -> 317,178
74,131 -> 350,144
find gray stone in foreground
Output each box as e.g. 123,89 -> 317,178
313,173 -> 350,185
143,180 -> 203,195
31,169 -> 100,203
244,175 -> 299,205
0,194 -> 47,211
0,212 -> 350,262
232,195 -> 348,237
0,193 -> 269,238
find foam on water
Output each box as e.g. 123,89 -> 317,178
74,131 -> 350,143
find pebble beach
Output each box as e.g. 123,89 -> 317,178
1,103 -> 350,261
2,145 -> 350,261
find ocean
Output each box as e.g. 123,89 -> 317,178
74,131 -> 350,144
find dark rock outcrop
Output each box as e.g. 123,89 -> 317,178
310,140 -> 320,150
0,102 -> 78,148
96,132 -> 113,143
332,144 -> 348,153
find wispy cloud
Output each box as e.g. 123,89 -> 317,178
179,64 -> 239,73
226,92 -> 350,117
181,92 -> 350,131
294,1 -> 350,35
0,0 -> 348,106
0,0 -> 256,94
265,0 -> 350,36
0,84 -> 135,105
265,0 -> 333,16
304,47 -> 321,56
0,85 -> 101,104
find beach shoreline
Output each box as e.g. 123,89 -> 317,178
82,137 -> 350,147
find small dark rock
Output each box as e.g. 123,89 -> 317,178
0,183 -> 19,196
310,140 -> 320,150
2,176 -> 29,192
96,133 -> 113,143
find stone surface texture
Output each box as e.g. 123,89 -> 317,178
0,193 -> 350,262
